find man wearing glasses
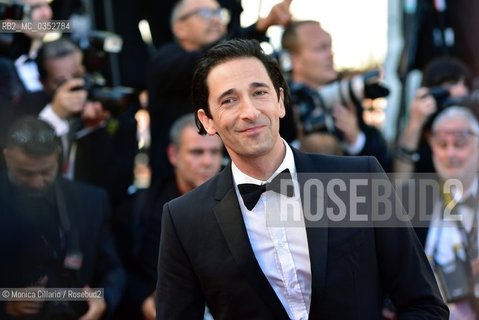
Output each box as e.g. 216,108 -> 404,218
418,106 -> 479,319
147,0 -> 292,184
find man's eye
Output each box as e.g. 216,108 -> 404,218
221,98 -> 235,105
190,150 -> 204,156
253,90 -> 267,96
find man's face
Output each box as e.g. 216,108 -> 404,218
444,78 -> 469,98
430,117 -> 479,184
173,0 -> 227,51
42,51 -> 85,95
168,126 -> 223,192
292,23 -> 337,87
198,57 -> 285,163
4,147 -> 58,194
22,0 -> 53,39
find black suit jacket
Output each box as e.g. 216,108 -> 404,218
0,174 -> 125,319
156,149 -> 448,319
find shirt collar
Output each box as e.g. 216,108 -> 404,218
231,139 -> 297,186
460,176 -> 478,202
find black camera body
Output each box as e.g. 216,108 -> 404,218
73,73 -> 137,115
428,86 -> 451,109
293,69 -> 390,136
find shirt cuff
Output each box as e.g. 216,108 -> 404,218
343,131 -> 365,155
39,103 -> 70,136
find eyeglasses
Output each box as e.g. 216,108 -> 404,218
177,7 -> 230,23
430,129 -> 479,149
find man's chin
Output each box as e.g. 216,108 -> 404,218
13,184 -> 54,199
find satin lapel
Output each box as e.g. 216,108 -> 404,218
291,148 -> 328,315
213,165 -> 290,320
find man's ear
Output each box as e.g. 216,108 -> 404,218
167,144 -> 178,167
172,21 -> 186,41
278,88 -> 286,119
197,109 -> 217,135
3,148 -> 12,170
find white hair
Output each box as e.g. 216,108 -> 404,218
432,106 -> 479,134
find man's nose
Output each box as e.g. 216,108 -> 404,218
444,143 -> 458,157
239,97 -> 260,120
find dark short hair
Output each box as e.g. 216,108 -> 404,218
36,38 -> 81,82
421,56 -> 472,89
6,116 -> 60,157
192,38 -> 290,135
169,113 -> 197,147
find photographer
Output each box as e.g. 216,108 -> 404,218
395,56 -> 472,176
421,106 -> 479,319
281,20 -> 392,171
0,116 -> 125,319
13,38 -> 117,194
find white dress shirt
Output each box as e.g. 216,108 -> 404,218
232,141 -> 312,320
14,54 -> 43,92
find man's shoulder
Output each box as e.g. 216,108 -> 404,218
294,148 -> 379,173
171,174 -> 220,207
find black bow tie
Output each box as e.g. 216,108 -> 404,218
237,169 -> 294,211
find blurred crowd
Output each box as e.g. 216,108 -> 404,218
1,0 -> 479,319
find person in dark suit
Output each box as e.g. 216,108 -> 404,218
155,38 -> 448,319
0,116 -> 125,319
7,37 -> 135,201
115,113 -> 223,320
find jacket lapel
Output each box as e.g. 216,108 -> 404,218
213,165 -> 290,320
291,149 -> 329,318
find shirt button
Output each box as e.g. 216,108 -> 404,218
289,281 -> 297,288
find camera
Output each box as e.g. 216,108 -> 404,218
433,245 -> 474,303
294,69 -> 390,135
428,86 -> 451,108
73,73 -> 137,115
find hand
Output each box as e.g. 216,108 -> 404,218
256,0 -> 292,32
78,286 -> 107,320
5,276 -> 48,317
408,87 -> 437,129
141,292 -> 156,320
51,78 -> 88,119
81,101 -> 110,128
332,104 -> 360,145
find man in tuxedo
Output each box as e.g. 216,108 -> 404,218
156,39 -> 448,319
0,116 -> 125,319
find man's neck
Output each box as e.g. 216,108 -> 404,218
229,138 -> 286,181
